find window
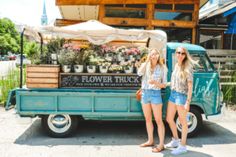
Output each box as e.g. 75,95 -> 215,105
156,27 -> 192,43
155,4 -> 172,10
191,54 -> 214,72
105,4 -> 146,18
154,11 -> 192,21
200,30 -> 223,49
171,53 -> 213,72
175,4 -> 194,11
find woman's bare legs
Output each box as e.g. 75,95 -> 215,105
140,103 -> 154,146
151,104 -> 165,152
166,101 -> 178,139
177,106 -> 188,146
152,104 -> 165,148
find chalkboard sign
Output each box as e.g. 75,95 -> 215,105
60,73 -> 141,89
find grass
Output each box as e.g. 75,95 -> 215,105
221,71 -> 236,105
0,68 -> 26,106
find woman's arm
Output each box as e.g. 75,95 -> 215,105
149,66 -> 167,89
185,69 -> 193,111
185,81 -> 193,111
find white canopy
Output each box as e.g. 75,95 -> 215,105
24,20 -> 167,56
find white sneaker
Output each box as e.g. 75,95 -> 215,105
165,138 -> 180,148
171,144 -> 187,155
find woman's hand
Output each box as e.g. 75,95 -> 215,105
148,80 -> 156,85
146,53 -> 151,62
149,80 -> 162,88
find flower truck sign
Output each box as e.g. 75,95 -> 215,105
60,73 -> 141,89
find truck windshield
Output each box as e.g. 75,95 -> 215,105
171,53 -> 214,72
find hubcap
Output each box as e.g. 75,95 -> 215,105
47,114 -> 71,133
176,112 -> 198,134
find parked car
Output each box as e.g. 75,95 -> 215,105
8,54 -> 17,60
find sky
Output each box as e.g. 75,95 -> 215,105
0,0 -> 61,26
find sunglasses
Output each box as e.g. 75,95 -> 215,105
176,51 -> 186,56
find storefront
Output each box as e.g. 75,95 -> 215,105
55,0 -> 209,44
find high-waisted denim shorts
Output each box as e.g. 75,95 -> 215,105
169,90 -> 187,105
141,89 -> 162,105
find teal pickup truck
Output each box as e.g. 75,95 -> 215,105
6,42 -> 224,138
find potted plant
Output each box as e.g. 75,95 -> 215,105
47,38 -> 66,64
98,61 -> 111,73
101,45 -> 116,62
115,46 -> 126,62
73,45 -> 84,73
108,64 -> 123,73
87,56 -> 97,73
121,61 -> 133,73
125,47 -> 140,62
58,48 -> 75,73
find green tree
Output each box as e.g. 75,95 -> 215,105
0,18 -> 20,55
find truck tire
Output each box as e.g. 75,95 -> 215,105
42,114 -> 78,138
175,107 -> 202,137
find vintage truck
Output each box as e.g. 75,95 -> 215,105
5,21 -> 224,138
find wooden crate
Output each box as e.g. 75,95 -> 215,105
26,65 -> 60,88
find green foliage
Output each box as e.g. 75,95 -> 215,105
222,71 -> 236,105
58,49 -> 76,65
0,18 -> 20,55
24,42 -> 40,64
83,49 -> 97,65
0,69 -> 26,105
47,38 -> 66,54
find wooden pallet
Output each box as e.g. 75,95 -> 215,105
26,65 -> 60,88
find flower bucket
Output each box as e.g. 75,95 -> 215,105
99,66 -> 108,73
124,66 -> 133,74
87,65 -> 96,73
62,65 -> 71,73
74,65 -> 83,73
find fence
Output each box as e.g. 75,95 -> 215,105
207,49 -> 236,85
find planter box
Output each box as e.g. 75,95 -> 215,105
26,65 -> 60,88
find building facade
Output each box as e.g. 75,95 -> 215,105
55,0 -> 209,44
199,0 -> 236,49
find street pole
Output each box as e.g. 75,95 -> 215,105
20,28 -> 25,88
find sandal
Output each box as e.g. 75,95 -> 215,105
140,142 -> 154,147
152,145 -> 164,153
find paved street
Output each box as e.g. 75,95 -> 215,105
0,107 -> 236,157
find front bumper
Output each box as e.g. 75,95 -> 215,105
206,102 -> 226,121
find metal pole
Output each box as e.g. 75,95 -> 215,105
38,33 -> 43,55
20,28 -> 25,88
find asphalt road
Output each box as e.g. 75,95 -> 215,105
0,107 -> 236,157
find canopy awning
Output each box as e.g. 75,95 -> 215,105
25,20 -> 167,52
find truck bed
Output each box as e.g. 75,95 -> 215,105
15,88 -> 144,120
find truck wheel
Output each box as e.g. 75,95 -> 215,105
175,107 -> 202,137
42,114 -> 78,138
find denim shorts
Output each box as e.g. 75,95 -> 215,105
169,90 -> 187,105
141,89 -> 163,105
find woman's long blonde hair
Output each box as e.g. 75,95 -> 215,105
146,48 -> 164,78
176,47 -> 198,79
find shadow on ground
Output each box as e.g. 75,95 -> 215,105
14,119 -> 236,148
162,149 -> 213,157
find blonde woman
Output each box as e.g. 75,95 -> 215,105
137,49 -> 167,153
165,47 -> 197,155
